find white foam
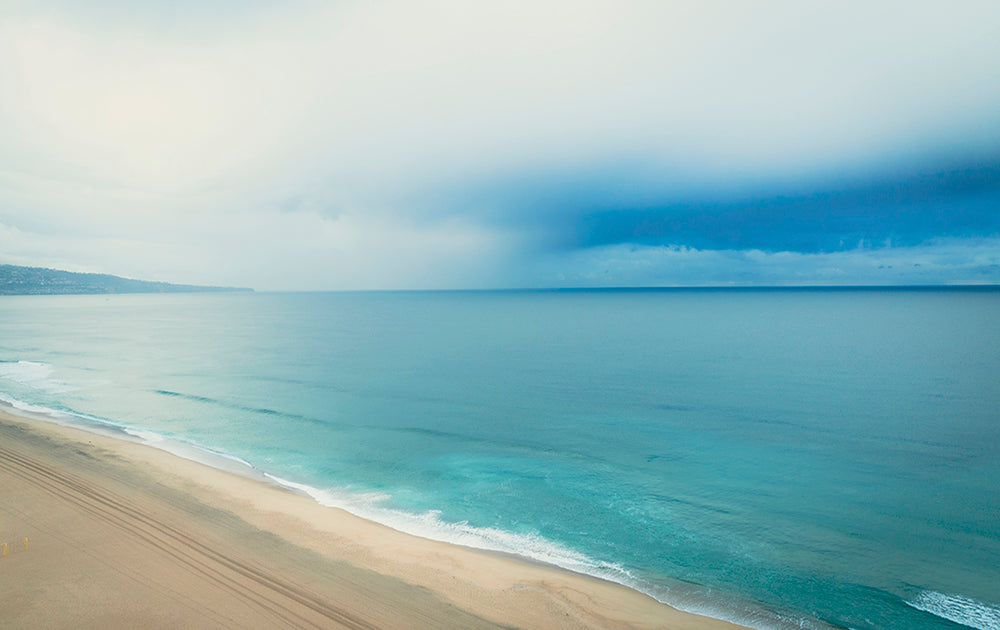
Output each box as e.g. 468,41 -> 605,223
261,473 -> 833,630
0,360 -> 79,393
0,392 -> 64,416
0,385 -> 816,630
264,473 -> 632,579
907,591 -> 1000,630
0,360 -> 53,384
0,391 -> 260,480
0,391 -> 136,433
117,428 -> 260,478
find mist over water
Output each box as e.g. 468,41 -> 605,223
1,289 -> 998,629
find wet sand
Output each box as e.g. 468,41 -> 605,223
0,409 -> 745,629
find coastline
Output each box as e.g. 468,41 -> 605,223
0,407 -> 746,629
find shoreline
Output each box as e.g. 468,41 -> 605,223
0,406 -> 747,629
0,397 -> 658,592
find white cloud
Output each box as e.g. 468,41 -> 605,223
5,1 -> 999,190
529,239 -> 1000,288
1,1 -> 998,288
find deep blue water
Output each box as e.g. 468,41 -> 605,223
1,289 -> 998,629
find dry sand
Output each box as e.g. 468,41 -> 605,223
0,408 -> 745,629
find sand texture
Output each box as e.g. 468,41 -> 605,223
0,409 -> 744,629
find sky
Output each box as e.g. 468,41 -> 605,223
1,0 -> 998,290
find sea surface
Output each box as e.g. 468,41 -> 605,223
1,288 -> 998,629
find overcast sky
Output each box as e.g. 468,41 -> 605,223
1,0 -> 998,290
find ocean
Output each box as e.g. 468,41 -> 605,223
1,288 -> 998,629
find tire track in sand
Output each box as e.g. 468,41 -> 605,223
0,444 -> 378,630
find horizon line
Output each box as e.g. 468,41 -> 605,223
255,284 -> 1000,294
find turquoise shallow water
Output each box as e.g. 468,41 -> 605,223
1,289 -> 998,629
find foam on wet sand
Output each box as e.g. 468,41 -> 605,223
0,408 -> 744,629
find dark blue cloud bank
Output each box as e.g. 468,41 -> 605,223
3,1 -> 998,290
445,151 -> 1000,287
574,158 -> 999,253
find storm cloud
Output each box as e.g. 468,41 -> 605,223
1,1 -> 998,289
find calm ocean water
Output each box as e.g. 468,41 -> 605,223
1,289 -> 998,629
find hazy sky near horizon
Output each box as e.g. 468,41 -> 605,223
1,0 -> 998,289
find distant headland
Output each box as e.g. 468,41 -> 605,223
0,265 -> 252,295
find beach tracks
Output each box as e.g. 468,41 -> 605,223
0,443 -> 379,629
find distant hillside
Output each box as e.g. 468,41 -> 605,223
0,265 -> 252,295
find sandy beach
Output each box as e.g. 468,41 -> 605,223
0,407 -> 746,629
